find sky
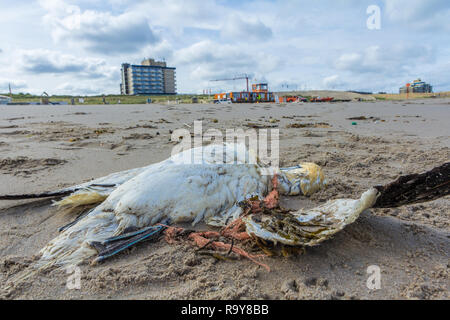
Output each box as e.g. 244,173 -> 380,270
0,0 -> 449,95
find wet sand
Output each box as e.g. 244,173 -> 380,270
0,99 -> 449,299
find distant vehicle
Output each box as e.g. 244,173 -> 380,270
310,96 -> 334,102
0,95 -> 12,105
277,95 -> 308,103
214,98 -> 232,104
285,96 -> 298,103
287,96 -> 308,102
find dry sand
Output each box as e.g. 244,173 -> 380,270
0,99 -> 448,300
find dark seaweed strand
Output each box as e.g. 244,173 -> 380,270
0,189 -> 77,200
373,162 -> 450,208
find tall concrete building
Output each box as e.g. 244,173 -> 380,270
120,58 -> 176,95
399,79 -> 433,94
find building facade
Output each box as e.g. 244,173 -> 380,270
121,58 -> 176,95
399,79 -> 433,94
0,95 -> 11,105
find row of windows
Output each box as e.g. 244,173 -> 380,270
132,77 -> 163,81
132,76 -> 162,80
133,82 -> 164,87
132,72 -> 163,76
133,73 -> 162,75
134,90 -> 164,94
133,78 -> 163,82
131,69 -> 163,73
133,83 -> 163,87
133,86 -> 163,90
132,74 -> 162,77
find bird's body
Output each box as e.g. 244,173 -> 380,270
11,143 -> 377,270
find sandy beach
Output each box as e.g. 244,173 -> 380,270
0,99 -> 449,300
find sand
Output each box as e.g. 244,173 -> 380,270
0,99 -> 448,300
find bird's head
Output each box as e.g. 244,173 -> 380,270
278,162 -> 326,196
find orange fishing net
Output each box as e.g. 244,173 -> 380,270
159,175 -> 280,272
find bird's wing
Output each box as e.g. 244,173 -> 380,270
0,166 -> 148,201
0,142 -> 254,201
244,188 -> 378,246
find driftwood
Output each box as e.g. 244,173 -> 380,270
373,162 -> 450,208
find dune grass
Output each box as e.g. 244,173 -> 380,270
3,91 -> 449,104
374,91 -> 450,100
1,93 -> 214,105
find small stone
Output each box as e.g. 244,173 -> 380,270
281,279 -> 298,293
334,290 -> 345,297
304,277 -> 317,287
317,278 -> 329,287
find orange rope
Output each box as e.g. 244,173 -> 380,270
221,217 -> 251,241
159,175 -> 280,272
264,175 -> 279,209
188,232 -> 270,272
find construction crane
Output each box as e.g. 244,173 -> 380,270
210,74 -> 250,92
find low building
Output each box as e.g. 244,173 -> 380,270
0,95 -> 11,105
120,58 -> 176,95
214,83 -> 275,103
399,79 -> 433,94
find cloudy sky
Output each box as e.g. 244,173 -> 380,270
1,0 -> 449,95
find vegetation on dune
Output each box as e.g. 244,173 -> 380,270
0,93 -> 214,105
1,91 -> 449,104
374,91 -> 450,100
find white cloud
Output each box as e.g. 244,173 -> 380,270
141,40 -> 174,62
335,53 -> 363,72
384,0 -> 450,31
0,79 -> 28,92
134,0 -> 225,32
323,75 -> 346,89
39,0 -> 158,54
173,40 -> 282,83
221,16 -> 272,41
55,82 -> 104,95
335,45 -> 435,75
18,49 -> 118,79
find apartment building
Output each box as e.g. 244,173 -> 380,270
120,58 -> 176,95
399,79 -> 433,94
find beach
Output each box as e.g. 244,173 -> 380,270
0,98 -> 449,299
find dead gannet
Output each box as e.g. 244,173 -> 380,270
1,143 -> 448,271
